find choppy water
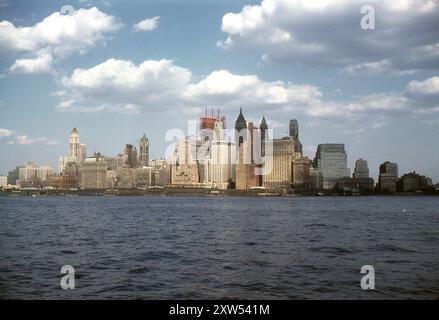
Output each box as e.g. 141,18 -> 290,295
0,196 -> 438,299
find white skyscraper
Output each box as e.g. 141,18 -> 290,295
59,128 -> 87,173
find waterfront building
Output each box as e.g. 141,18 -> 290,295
378,161 -> 398,193
0,175 -> 7,188
115,167 -> 136,188
80,153 -> 107,189
18,161 -> 53,187
263,137 -> 297,190
106,170 -> 117,189
235,110 -> 262,190
139,134 -> 150,167
398,171 -> 433,192
310,167 -> 323,191
170,137 -> 202,187
150,159 -> 170,187
353,159 -> 369,178
335,177 -> 375,195
292,156 -> 312,190
7,166 -> 22,186
313,144 -> 350,190
135,167 -> 153,188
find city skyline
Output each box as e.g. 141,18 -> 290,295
1,0 -> 439,182
0,108 -> 437,184
2,110 -> 435,192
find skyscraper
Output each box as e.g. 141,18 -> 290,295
289,119 -> 303,154
314,144 -> 350,189
353,159 -> 369,178
289,119 -> 299,138
260,116 -> 268,157
139,134 -> 150,167
235,107 -> 247,144
59,127 -> 86,173
124,144 -> 138,168
379,161 -> 398,192
69,127 -> 80,159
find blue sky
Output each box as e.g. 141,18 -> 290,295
0,0 -> 438,181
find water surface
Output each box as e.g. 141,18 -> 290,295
0,196 -> 438,299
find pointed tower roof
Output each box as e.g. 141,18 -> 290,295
260,115 -> 268,130
140,133 -> 148,141
71,127 -> 78,133
235,107 -> 247,131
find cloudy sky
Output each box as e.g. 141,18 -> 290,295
0,0 -> 438,181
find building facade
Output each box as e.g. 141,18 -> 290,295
378,161 -> 398,192
314,144 -> 350,190
80,153 -> 107,189
139,134 -> 150,167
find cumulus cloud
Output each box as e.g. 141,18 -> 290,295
56,59 -> 325,114
218,0 -> 439,72
133,16 -> 160,32
54,57 -> 439,133
0,7 -> 122,74
407,76 -> 439,96
0,128 -> 58,145
9,49 -> 54,74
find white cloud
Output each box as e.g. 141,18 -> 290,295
54,58 -> 439,138
133,16 -> 160,32
407,76 -> 439,96
57,59 -> 323,114
341,60 -> 391,76
0,7 -> 122,74
9,49 -> 54,74
218,0 -> 439,72
0,128 -> 58,146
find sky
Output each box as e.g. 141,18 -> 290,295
0,0 -> 438,182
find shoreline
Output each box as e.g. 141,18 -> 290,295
1,188 -> 439,197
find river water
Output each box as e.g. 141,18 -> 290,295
0,196 -> 438,299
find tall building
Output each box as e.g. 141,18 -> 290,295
7,166 -> 22,185
139,134 -> 150,167
209,119 -> 236,189
378,161 -> 398,192
78,144 -> 87,163
263,137 -> 296,190
124,144 -> 138,168
80,153 -> 107,189
69,127 -> 80,159
59,127 -> 87,173
260,116 -> 268,157
289,119 -> 303,154
353,159 -> 369,178
234,109 -> 260,190
289,119 -> 299,138
314,144 -> 350,190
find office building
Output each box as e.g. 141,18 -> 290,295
139,134 -> 150,167
314,144 -> 350,190
353,159 -> 369,178
80,153 -> 107,189
378,161 -> 398,192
